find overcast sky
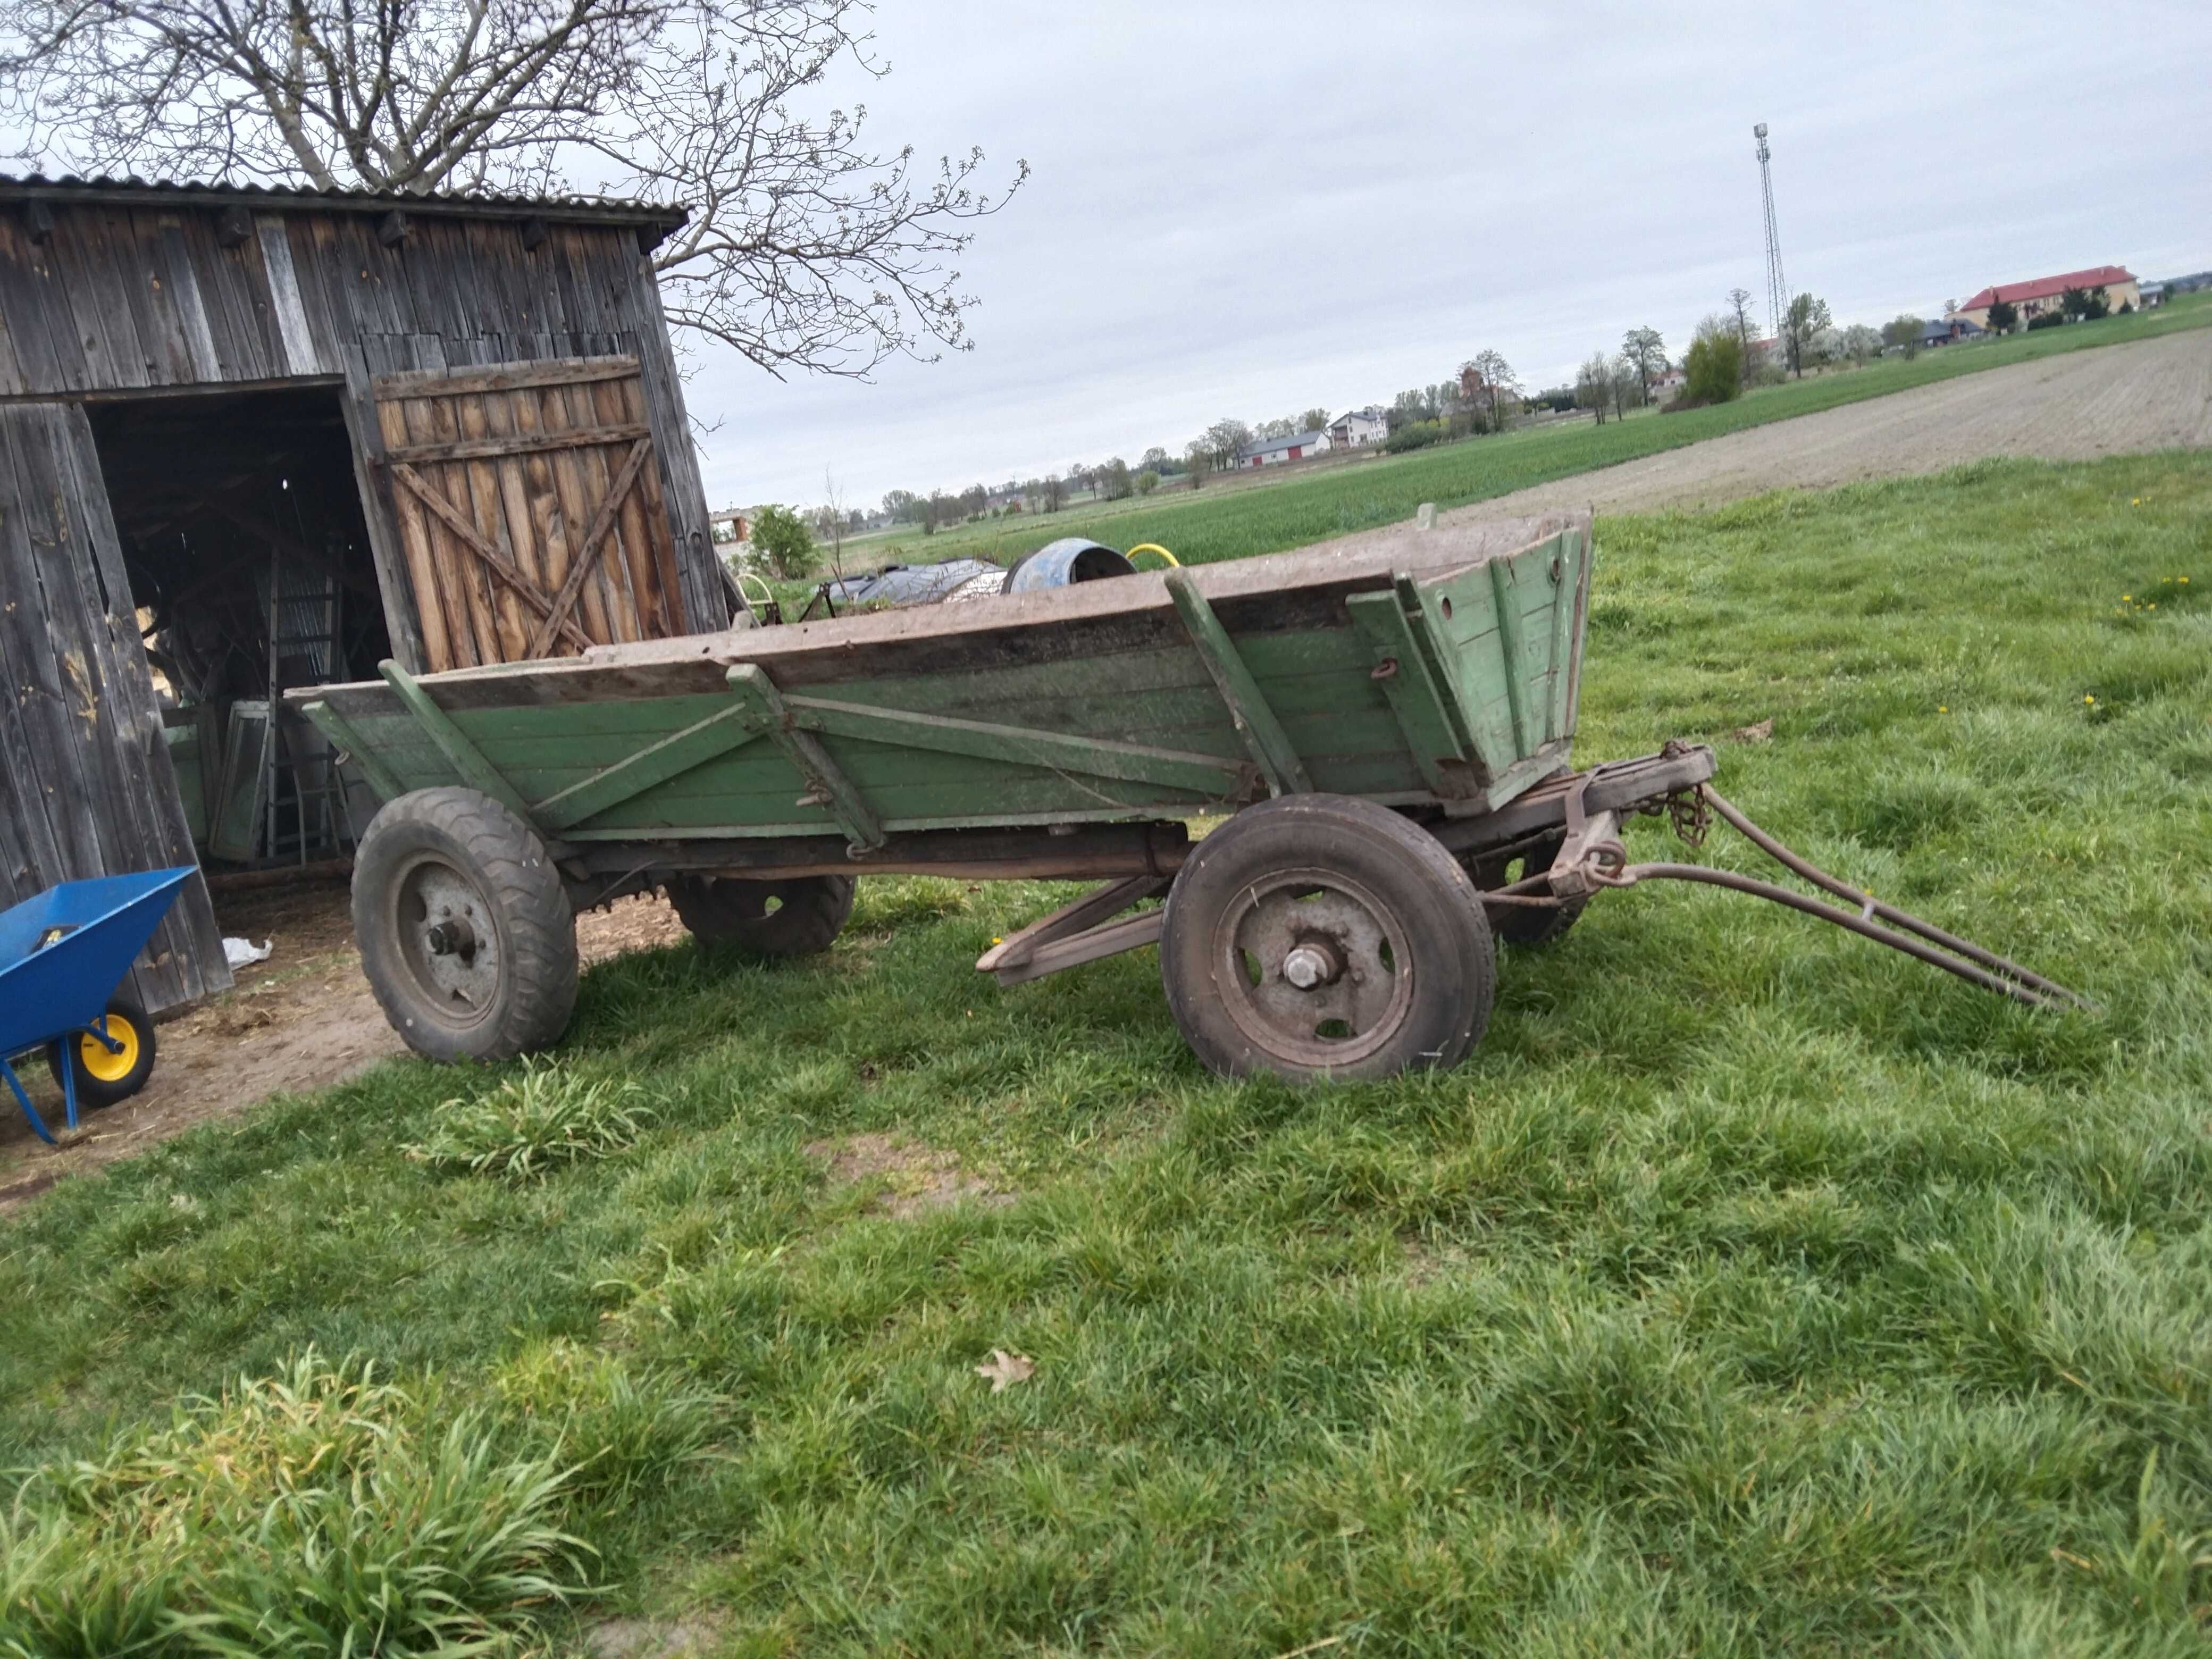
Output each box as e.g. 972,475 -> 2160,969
686,0 -> 2211,513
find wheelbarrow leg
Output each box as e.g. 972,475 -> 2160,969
60,1019 -> 127,1134
1,1057 -> 54,1145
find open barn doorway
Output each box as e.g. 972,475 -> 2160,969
88,383 -> 390,869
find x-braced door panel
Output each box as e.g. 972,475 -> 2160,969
372,356 -> 689,672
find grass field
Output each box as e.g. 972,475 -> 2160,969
821,293 -> 2212,583
5,453 -> 2212,1655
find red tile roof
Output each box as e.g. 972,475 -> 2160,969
1957,266 -> 2136,312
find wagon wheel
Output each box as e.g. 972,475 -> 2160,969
46,993 -> 157,1109
353,787 -> 577,1062
1159,795 -> 1495,1082
667,875 -> 856,958
1471,833 -> 1589,949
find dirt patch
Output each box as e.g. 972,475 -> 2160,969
1400,1235 -> 1478,1287
588,1617 -> 722,1658
806,1131 -> 1011,1218
0,881 -> 688,1206
1462,326 -> 2212,520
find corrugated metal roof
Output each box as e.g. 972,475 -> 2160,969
0,172 -> 688,230
1241,430 -> 1326,457
1956,265 -> 2135,313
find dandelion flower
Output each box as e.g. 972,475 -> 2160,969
2122,594 -> 2131,601
2084,695 -> 2096,704
1939,705 -> 1949,713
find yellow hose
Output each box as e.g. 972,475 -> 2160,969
1125,542 -> 1180,568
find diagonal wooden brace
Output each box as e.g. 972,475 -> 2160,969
976,874 -> 1171,979
387,464 -> 593,653
527,438 -> 654,657
1164,568 -> 1311,796
726,663 -> 886,852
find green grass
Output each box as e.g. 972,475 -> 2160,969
6,453 -> 2212,1654
833,294 -> 2212,580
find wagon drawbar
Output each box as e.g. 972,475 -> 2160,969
294,511 -> 2086,1081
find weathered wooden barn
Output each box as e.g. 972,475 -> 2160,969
0,174 -> 739,1016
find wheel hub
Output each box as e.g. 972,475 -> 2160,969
391,856 -> 502,1027
1281,940 -> 1343,989
1211,869 -> 1414,1068
425,917 -> 476,957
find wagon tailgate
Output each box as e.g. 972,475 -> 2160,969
1389,526 -> 1589,801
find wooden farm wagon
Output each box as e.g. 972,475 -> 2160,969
300,512 -> 2083,1083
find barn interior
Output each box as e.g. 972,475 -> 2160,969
88,384 -> 388,868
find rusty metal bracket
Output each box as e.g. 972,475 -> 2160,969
1586,783 -> 2093,1012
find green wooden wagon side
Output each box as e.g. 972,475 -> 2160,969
297,508 -> 2085,1082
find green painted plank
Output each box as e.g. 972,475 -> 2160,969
301,699 -> 407,803
1405,565 -> 1519,782
1545,528 -> 1585,741
785,694 -> 1251,799
727,665 -> 886,850
1487,560 -> 1536,756
1345,590 -> 1481,800
376,659 -> 537,825
1164,570 -> 1312,795
532,704 -> 769,832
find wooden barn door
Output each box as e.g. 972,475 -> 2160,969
372,356 -> 691,671
0,404 -> 229,1015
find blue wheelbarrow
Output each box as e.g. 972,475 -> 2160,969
0,868 -> 195,1144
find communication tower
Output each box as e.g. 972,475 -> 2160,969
1754,122 -> 1788,339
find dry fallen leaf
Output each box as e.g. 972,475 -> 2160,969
974,1349 -> 1035,1393
1730,717 -> 1774,744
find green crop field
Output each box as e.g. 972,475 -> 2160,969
6,453 -> 2212,1655
820,294 -> 2212,583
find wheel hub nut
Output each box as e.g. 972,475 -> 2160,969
1281,941 -> 1341,990
426,918 -> 475,957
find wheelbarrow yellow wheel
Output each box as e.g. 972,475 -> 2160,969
46,993 -> 157,1109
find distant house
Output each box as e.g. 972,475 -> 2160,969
1241,429 -> 1327,467
2140,280 -> 2167,309
1918,316 -> 1986,348
1950,265 -> 2139,330
1327,408 -> 1387,448
710,507 -> 750,544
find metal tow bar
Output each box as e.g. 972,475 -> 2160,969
1553,781 -> 2094,1012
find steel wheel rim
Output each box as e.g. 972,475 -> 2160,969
79,1017 -> 140,1082
1209,867 -> 1416,1068
389,851 -> 503,1032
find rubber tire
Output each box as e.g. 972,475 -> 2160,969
353,786 -> 578,1062
668,874 -> 856,958
46,993 -> 156,1108
1160,794 -> 1496,1083
1472,834 -> 1589,949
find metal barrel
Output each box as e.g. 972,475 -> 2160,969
1002,538 -> 1137,593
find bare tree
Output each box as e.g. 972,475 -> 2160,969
1203,417 -> 1252,472
0,0 -> 1027,378
1607,352 -> 1636,421
1462,349 -> 1518,433
1621,326 -> 1665,405
1726,287 -> 1759,384
1782,292 -> 1832,378
1574,351 -> 1611,424
1298,406 -> 1331,432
